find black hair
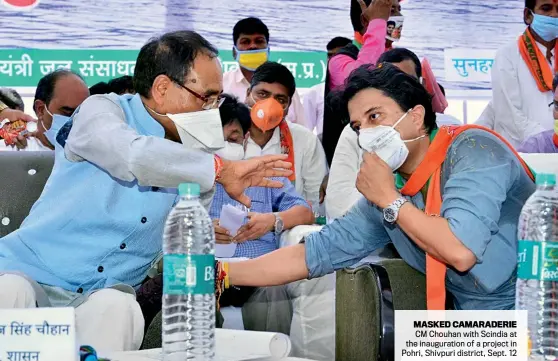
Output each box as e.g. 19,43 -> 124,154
438,83 -> 446,96
326,37 -> 352,51
377,48 -> 422,79
89,82 -> 111,95
250,62 -> 296,98
350,0 -> 372,32
525,0 -> 536,10
219,93 -> 251,135
233,17 -> 270,45
133,31 -> 218,98
0,88 -> 24,111
34,69 -> 83,111
553,74 -> 558,92
340,63 -> 437,134
108,76 -> 134,95
387,20 -> 396,27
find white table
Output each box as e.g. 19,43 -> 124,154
107,349 -> 315,361
105,329 -> 316,361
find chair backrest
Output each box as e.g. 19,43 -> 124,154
0,151 -> 54,237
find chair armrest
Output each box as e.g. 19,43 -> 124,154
335,250 -> 426,361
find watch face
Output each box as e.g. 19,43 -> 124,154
384,207 -> 397,223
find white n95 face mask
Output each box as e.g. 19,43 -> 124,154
215,141 -> 245,161
358,110 -> 425,171
166,108 -> 226,152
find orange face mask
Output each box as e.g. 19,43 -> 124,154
250,97 -> 284,132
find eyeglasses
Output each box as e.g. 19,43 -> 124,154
549,101 -> 558,112
170,77 -> 224,110
251,90 -> 290,110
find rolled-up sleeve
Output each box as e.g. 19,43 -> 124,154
305,197 -> 391,279
441,130 -> 520,263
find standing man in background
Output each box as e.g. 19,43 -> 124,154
223,17 -> 308,129
490,0 -> 558,147
322,0 -> 399,165
303,37 -> 352,141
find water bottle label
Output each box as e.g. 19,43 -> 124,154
163,254 -> 215,295
517,240 -> 558,281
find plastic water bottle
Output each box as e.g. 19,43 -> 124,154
516,173 -> 558,360
162,183 -> 215,361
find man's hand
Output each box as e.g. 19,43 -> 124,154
13,133 -> 29,150
219,155 -> 292,208
319,174 -> 329,204
356,152 -> 400,208
233,212 -> 275,243
0,108 -> 36,124
358,0 -> 392,22
212,219 -> 233,244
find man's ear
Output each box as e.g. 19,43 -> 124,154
34,99 -> 46,120
410,105 -> 426,133
524,7 -> 533,26
232,46 -> 237,59
151,75 -> 172,106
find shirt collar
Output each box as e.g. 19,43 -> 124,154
248,127 -> 281,149
395,128 -> 439,190
129,94 -> 165,137
233,67 -> 250,86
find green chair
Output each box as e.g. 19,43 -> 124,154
335,246 -> 426,361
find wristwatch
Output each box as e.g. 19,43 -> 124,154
0,100 -> 8,114
383,197 -> 408,224
273,212 -> 284,236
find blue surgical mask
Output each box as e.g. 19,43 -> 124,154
531,12 -> 558,42
43,109 -> 70,147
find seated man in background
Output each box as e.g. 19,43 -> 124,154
0,87 -> 25,111
0,69 -> 89,151
222,64 -> 536,311
245,62 -> 328,205
325,48 -> 461,220
519,74 -> 558,153
223,17 -> 308,128
138,94 -> 313,334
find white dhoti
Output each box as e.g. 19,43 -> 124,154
0,273 -> 144,353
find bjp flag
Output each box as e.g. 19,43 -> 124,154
2,0 -> 40,10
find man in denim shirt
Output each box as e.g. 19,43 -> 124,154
223,64 -> 536,310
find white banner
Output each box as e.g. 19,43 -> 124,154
444,49 -> 497,83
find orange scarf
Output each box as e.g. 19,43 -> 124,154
400,125 -> 535,310
518,27 -> 558,92
279,121 -> 296,183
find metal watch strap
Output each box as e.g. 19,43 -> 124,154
390,197 -> 407,210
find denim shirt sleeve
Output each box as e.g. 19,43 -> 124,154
304,196 -> 391,279
441,129 -> 520,264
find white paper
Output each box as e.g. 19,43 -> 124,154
105,329 -> 292,361
0,307 -> 77,361
216,204 -> 247,258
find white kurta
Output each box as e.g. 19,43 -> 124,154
244,121 -> 327,204
490,40 -> 555,147
0,136 -> 51,151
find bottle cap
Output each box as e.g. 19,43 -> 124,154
536,173 -> 556,186
178,183 -> 200,197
